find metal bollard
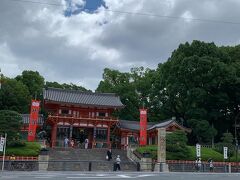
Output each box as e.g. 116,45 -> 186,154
88,162 -> 92,171
137,162 -> 140,171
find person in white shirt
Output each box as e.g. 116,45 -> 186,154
84,138 -> 89,149
115,155 -> 121,171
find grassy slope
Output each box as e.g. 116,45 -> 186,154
188,146 -> 223,161
137,145 -> 224,161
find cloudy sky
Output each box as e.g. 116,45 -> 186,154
0,0 -> 240,90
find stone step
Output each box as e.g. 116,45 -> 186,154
47,148 -> 136,171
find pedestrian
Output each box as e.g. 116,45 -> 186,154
197,158 -> 202,172
64,137 -> 69,148
9,154 -> 16,170
84,138 -> 89,149
115,155 -> 121,171
195,158 -> 199,172
106,149 -> 112,161
208,158 -> 214,172
70,139 -> 74,148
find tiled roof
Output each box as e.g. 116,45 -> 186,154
43,88 -> 124,108
147,119 -> 174,130
118,119 -> 191,132
118,120 -> 157,131
22,114 -> 44,125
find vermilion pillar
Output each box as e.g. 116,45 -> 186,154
139,109 -> 147,146
107,125 -> 111,148
51,123 -> 57,147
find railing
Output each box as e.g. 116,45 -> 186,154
48,114 -> 118,121
54,140 -> 109,149
0,156 -> 38,160
166,160 -> 240,173
2,159 -> 240,172
1,160 -> 138,171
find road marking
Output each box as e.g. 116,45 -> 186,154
34,177 -> 53,179
66,177 -> 128,179
137,174 -> 155,177
0,177 -> 18,179
117,175 -> 132,178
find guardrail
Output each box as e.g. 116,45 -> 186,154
0,160 -> 138,171
1,158 -> 240,172
166,160 -> 240,173
0,156 -> 38,160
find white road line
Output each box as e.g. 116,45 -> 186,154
66,177 -> 127,179
117,175 -> 132,178
34,177 -> 53,179
137,174 -> 155,177
0,177 -> 18,179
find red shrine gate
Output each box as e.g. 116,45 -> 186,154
43,88 -> 124,148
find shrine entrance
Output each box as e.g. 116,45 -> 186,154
72,127 -> 93,148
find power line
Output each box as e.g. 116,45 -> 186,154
5,0 -> 240,25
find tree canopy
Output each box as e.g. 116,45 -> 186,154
1,40 -> 240,144
0,110 -> 23,142
96,40 -> 240,143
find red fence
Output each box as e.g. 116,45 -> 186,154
0,156 -> 38,161
166,160 -> 240,166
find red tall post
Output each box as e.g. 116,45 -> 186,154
139,109 -> 147,146
107,124 -> 111,148
28,100 -> 41,142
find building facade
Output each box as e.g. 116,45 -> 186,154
21,88 -> 191,149
43,88 -> 124,148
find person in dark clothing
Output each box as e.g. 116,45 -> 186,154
107,149 -> 112,161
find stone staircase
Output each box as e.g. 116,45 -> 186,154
47,148 -> 137,171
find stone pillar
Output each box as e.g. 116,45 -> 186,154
157,128 -> 166,163
51,123 -> 57,148
154,128 -> 168,172
69,125 -> 73,139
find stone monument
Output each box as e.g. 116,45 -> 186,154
154,128 -> 169,172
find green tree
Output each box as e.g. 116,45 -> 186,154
45,81 -> 89,92
152,40 -> 239,143
0,77 -> 31,113
0,110 -> 23,142
15,70 -> 44,99
96,68 -> 155,120
166,130 -> 191,159
221,132 -> 234,144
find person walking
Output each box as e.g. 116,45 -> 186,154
115,155 -> 121,171
64,137 -> 69,148
197,158 -> 202,172
70,139 -> 74,148
84,138 -> 89,149
208,158 -> 214,172
195,158 -> 199,172
107,149 -> 112,161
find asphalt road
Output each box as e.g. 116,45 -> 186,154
0,172 -> 240,180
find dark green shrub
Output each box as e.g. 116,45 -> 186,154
166,131 -> 191,159
7,140 -> 26,147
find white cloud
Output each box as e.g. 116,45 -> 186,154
0,0 -> 240,90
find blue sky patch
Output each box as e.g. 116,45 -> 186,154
64,0 -> 107,17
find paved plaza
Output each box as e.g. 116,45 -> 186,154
1,172 -> 240,180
